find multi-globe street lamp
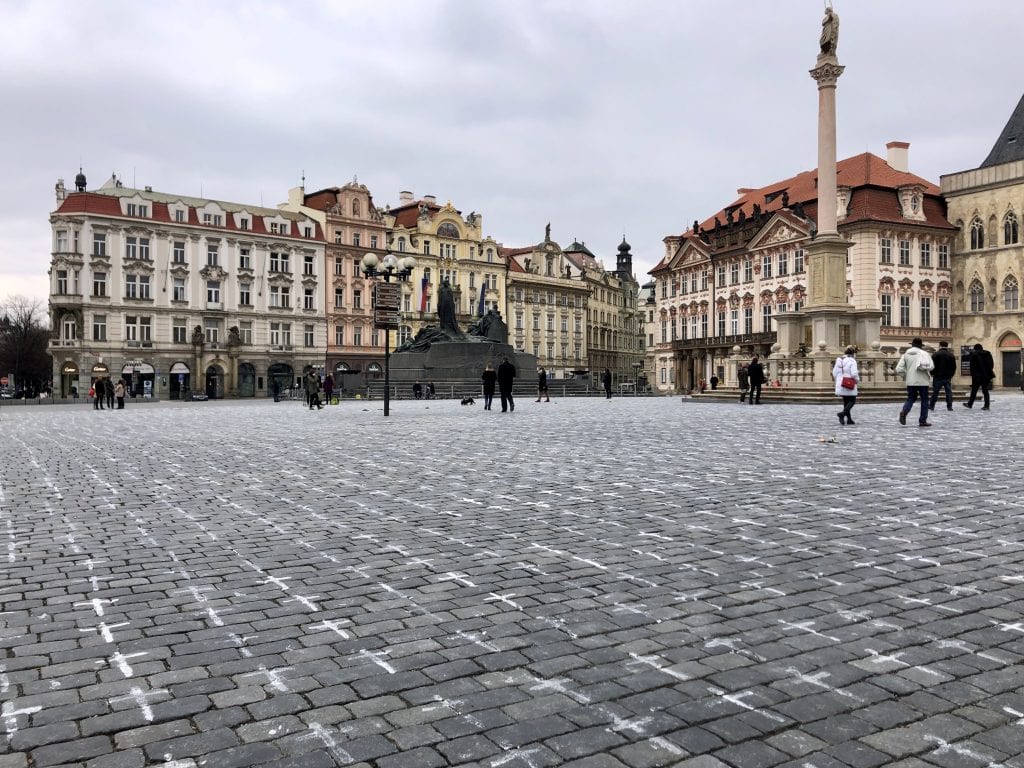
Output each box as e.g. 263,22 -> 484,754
360,252 -> 416,416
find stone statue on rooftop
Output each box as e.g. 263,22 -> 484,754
819,6 -> 839,56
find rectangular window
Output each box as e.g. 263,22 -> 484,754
352,233 -> 361,247
127,203 -> 137,217
761,254 -> 772,278
730,263 -> 739,285
239,321 -> 252,344
207,245 -> 219,266
334,324 -> 343,346
304,255 -> 314,276
718,312 -> 726,336
304,288 -> 315,310
139,317 -> 152,342
213,215 -> 222,227
881,294 -> 892,325
353,326 -> 362,347
880,238 -> 892,264
334,258 -> 343,276
353,289 -> 362,309
730,309 -> 739,336
173,318 -> 187,344
370,235 -> 378,249
547,314 -> 555,332
240,218 -> 249,230
56,230 -> 68,252
899,240 -> 911,266
334,287 -> 344,308
56,270 -> 68,295
371,328 -> 379,347
533,314 -> 541,331
93,233 -> 106,256
173,241 -> 186,263
125,315 -> 137,342
125,274 -> 138,299
938,244 -> 950,270
239,283 -> 251,305
938,297 -> 949,329
175,209 -> 185,223
270,285 -> 289,308
139,238 -> 150,260
93,272 -> 107,297
304,324 -> 314,348
271,322 -> 282,346
701,271 -> 708,290
920,296 -> 931,327
173,277 -> 186,302
423,241 -> 431,255
205,321 -> 218,344
762,304 -> 772,331
353,259 -> 361,279
920,242 -> 931,268
93,314 -> 106,341
207,280 -> 221,304
794,248 -> 805,273
139,275 -> 150,299
744,260 -> 753,283
690,273 -> 698,293
125,236 -> 137,260
717,266 -> 726,287
239,248 -> 251,269
690,316 -> 697,339
334,231 -> 342,245
743,307 -> 753,334
778,252 -> 788,276
204,213 -> 212,225
899,295 -> 911,326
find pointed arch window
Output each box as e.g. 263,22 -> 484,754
970,218 -> 985,250
969,280 -> 985,313
1004,276 -> 1019,310
1005,211 -> 1019,245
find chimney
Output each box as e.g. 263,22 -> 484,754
399,190 -> 414,204
886,141 -> 910,173
55,178 -> 66,203
423,195 -> 437,204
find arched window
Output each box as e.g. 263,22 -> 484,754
396,237 -> 406,252
1004,276 -> 1019,310
970,218 -> 985,250
969,280 -> 985,313
437,222 -> 459,239
1005,212 -> 1019,245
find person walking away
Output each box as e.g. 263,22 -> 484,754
306,371 -> 323,410
497,356 -> 516,412
896,337 -> 934,426
929,340 -> 956,412
832,346 -> 859,425
114,379 -> 126,410
482,364 -> 497,411
737,365 -> 750,403
747,356 -> 766,404
602,368 -> 612,399
92,379 -> 102,410
536,367 -> 550,402
709,374 -> 719,390
104,377 -> 115,410
323,374 -> 334,405
272,379 -> 280,402
964,342 -> 995,409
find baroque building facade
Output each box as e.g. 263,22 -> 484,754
647,143 -> 956,393
281,181 -> 388,390
49,172 -> 326,400
941,94 -> 1024,389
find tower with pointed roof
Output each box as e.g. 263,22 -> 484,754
941,93 -> 1024,388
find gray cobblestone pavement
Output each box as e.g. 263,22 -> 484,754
2,394 -> 1024,768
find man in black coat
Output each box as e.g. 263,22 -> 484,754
747,356 -> 766,404
929,340 -> 957,412
964,342 -> 995,409
497,356 -> 516,412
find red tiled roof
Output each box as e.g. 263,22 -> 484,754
391,201 -> 444,229
54,193 -> 122,216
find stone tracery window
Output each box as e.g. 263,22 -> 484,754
1004,276 -> 1019,310
1005,211 -> 1019,245
970,218 -> 985,250
969,280 -> 985,313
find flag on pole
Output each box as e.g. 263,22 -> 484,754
477,281 -> 487,317
420,277 -> 428,312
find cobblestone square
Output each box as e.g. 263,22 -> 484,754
2,396 -> 1024,768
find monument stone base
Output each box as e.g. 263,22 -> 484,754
389,341 -> 537,384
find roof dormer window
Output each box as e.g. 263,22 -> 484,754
175,209 -> 186,223
203,213 -> 212,225
240,218 -> 249,230
271,222 -> 280,234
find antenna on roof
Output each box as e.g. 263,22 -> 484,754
301,169 -> 305,190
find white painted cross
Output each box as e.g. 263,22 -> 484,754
110,687 -> 169,722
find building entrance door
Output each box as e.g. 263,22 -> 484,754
1002,351 -> 1021,389
205,365 -> 224,399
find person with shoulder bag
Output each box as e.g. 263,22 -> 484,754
895,337 -> 934,427
832,346 -> 859,425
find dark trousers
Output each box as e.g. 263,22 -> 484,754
500,388 -> 514,412
308,392 -> 321,409
930,378 -> 953,410
106,393 -> 114,409
483,389 -> 494,410
117,397 -> 124,409
901,385 -> 930,424
967,379 -> 991,408
839,395 -> 856,420
94,396 -> 102,410
749,383 -> 762,403
604,386 -> 611,399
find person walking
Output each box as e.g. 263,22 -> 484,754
272,379 -> 280,402
323,373 -> 334,405
896,337 -> 934,427
747,356 -> 766,404
602,368 -> 612,399
929,340 -> 956,412
536,367 -> 550,402
104,377 -> 115,410
963,342 -> 995,410
92,379 -> 103,410
709,374 -> 719,390
481,363 -> 497,411
497,356 -> 516,412
737,365 -> 750,403
114,379 -> 126,410
306,371 -> 323,410
832,346 -> 859,425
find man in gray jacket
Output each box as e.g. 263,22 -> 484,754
896,337 -> 934,427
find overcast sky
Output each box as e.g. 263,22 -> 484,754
2,0 -> 1021,307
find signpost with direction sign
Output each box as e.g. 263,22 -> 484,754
361,252 -> 416,416
373,283 -> 402,329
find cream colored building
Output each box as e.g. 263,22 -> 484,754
941,95 -> 1024,389
383,193 -> 503,343
648,144 -> 956,393
50,172 -> 327,399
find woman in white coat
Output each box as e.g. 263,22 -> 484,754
832,345 -> 859,425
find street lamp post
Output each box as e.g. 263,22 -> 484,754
360,252 -> 416,416
632,361 -> 641,396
